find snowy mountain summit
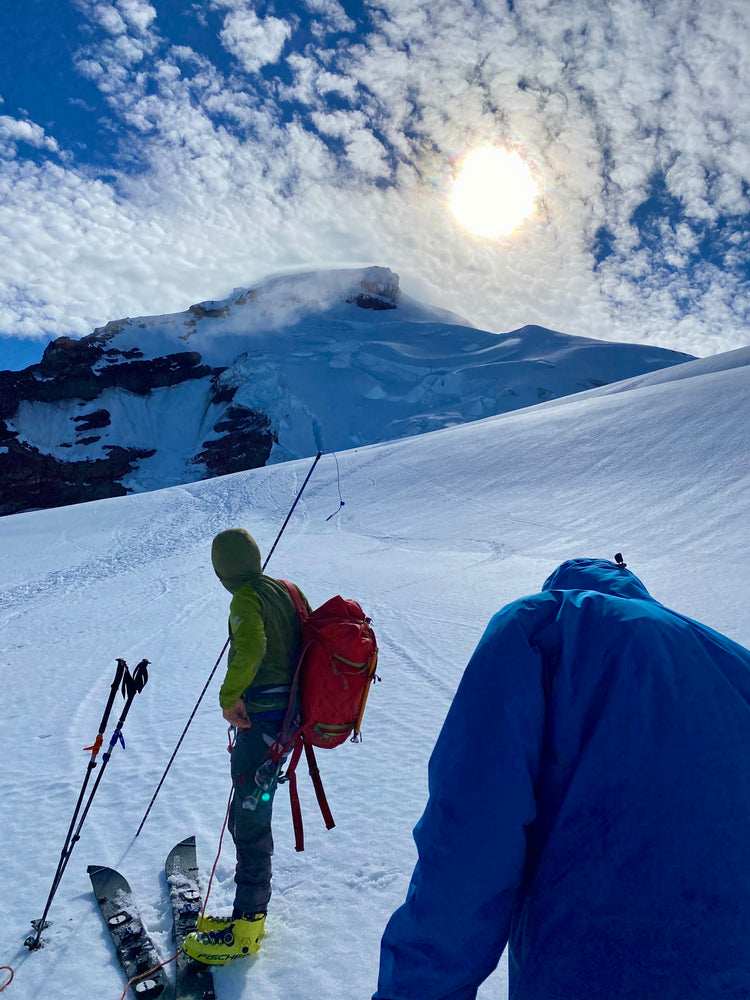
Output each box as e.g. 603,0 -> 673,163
0,266 -> 694,516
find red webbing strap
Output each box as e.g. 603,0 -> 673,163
279,579 -> 307,618
274,578 -> 307,757
286,739 -> 306,852
304,741 -> 335,832
278,581 -> 336,844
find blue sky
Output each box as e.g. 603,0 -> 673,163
2,0 -> 749,370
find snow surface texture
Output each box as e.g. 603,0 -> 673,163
4,266 -> 693,502
1,347 -> 749,1000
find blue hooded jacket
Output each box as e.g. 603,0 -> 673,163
375,558 -> 750,1000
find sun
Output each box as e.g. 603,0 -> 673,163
450,146 -> 538,238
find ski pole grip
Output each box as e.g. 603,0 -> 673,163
122,659 -> 150,698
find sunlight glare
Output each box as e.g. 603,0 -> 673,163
450,146 -> 537,237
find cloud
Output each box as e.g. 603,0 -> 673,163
117,0 -> 157,33
299,0 -> 355,34
218,8 -> 293,74
0,116 -> 60,156
1,0 -> 750,358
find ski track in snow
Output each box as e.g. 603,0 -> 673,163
0,460 -> 314,614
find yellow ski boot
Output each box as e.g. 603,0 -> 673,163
195,913 -> 233,933
183,913 -> 266,965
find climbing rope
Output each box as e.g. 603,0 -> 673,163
115,952 -> 178,1000
325,450 -> 346,521
116,732 -> 236,1000
201,729 -> 237,919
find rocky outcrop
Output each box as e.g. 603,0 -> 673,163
0,434 -> 156,516
71,409 -> 111,434
192,405 -> 275,478
347,268 -> 400,310
0,331 -> 269,515
0,334 -> 213,411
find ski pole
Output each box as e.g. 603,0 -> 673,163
26,658 -> 150,951
25,659 -> 127,949
135,450 -> 323,837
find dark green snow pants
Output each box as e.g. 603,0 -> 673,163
228,718 -> 282,916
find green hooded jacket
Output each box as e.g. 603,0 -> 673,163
211,528 -> 310,713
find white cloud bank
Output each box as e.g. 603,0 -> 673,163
1,0 -> 749,357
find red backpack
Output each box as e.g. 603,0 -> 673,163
277,582 -> 379,851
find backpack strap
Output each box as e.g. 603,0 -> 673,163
284,737 -> 336,853
277,580 -> 336,851
285,738 -> 306,852
277,579 -> 308,744
279,579 -> 307,618
304,741 -> 335,834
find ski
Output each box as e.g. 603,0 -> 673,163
165,836 -> 217,1000
88,864 -> 174,999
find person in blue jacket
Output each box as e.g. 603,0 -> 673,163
374,556 -> 750,1000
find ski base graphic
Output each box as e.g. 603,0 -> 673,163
88,864 -> 173,999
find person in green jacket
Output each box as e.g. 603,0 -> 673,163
184,528 -> 310,965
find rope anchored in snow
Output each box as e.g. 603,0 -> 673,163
25,658 -> 150,952
135,451 -> 323,837
134,640 -> 231,837
325,450 -> 346,521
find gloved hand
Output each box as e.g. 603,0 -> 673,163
222,699 -> 252,729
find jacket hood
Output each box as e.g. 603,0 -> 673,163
211,528 -> 262,593
542,557 -> 653,603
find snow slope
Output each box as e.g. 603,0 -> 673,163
2,266 -> 695,518
0,348 -> 748,1000
94,265 -> 695,465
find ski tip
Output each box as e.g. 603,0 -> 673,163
167,834 -> 196,856
87,864 -> 120,883
164,834 -> 197,871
